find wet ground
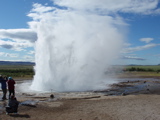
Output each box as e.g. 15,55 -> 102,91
13,78 -> 160,101
1,78 -> 160,114
96,78 -> 160,96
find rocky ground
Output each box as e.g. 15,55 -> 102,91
1,77 -> 160,120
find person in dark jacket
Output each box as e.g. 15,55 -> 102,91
7,77 -> 16,99
0,75 -> 7,100
6,95 -> 19,114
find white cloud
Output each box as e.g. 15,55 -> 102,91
122,56 -> 146,60
23,55 -> 35,62
27,3 -> 55,22
31,3 -> 54,13
0,52 -> 18,58
0,39 -> 33,51
53,0 -> 160,15
5,53 -> 19,58
0,52 -> 5,56
28,50 -> 35,55
140,38 -> 154,43
0,29 -> 37,42
122,43 -> 160,53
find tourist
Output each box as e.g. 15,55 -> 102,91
6,95 -> 19,114
0,75 -> 7,100
7,77 -> 16,99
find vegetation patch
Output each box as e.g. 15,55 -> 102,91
0,65 -> 34,79
125,65 -> 160,73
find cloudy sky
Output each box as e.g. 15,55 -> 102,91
0,0 -> 160,65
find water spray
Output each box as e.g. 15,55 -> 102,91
30,1 -> 124,92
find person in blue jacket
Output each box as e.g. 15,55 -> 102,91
0,75 -> 7,100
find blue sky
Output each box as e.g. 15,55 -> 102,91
0,0 -> 160,65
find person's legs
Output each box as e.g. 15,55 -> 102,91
8,90 -> 12,99
2,89 -> 5,99
12,89 -> 15,96
4,89 -> 7,99
11,90 -> 15,96
2,89 -> 7,99
9,90 -> 15,98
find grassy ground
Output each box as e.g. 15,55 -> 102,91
125,65 -> 160,72
0,65 -> 34,79
0,65 -> 160,80
0,65 -> 33,69
117,71 -> 160,78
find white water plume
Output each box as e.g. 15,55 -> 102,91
30,1 -> 126,92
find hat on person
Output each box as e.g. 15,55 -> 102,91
8,77 -> 12,80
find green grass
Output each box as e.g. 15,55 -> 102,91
116,65 -> 160,78
129,71 -> 159,76
126,65 -> 160,71
0,65 -> 34,69
0,65 -> 160,79
124,65 -> 160,72
0,65 -> 34,79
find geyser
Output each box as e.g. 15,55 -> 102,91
30,1 -> 125,92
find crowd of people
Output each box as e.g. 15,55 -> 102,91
0,75 -> 19,114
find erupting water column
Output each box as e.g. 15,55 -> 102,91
30,2 -> 125,92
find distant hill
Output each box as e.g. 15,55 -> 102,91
0,61 -> 35,65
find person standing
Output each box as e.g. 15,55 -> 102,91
0,75 -> 7,100
7,77 -> 16,99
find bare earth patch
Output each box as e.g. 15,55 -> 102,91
1,77 -> 160,120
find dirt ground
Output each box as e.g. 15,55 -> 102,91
1,78 -> 160,120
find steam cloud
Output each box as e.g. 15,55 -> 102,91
30,1 -> 126,92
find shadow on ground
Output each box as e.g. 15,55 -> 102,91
9,113 -> 30,118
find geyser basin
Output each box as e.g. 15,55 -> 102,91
16,78 -> 160,100
30,1 -> 125,92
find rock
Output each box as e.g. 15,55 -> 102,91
50,94 -> 54,99
121,93 -> 125,96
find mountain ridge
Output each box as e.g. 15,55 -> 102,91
0,61 -> 35,65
